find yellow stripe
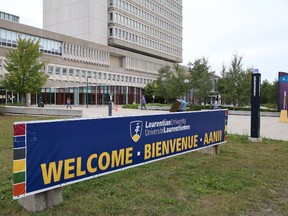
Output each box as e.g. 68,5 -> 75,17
225,125 -> 228,131
13,160 -> 26,172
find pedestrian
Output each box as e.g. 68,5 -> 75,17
213,99 -> 219,110
141,95 -> 147,110
67,96 -> 72,109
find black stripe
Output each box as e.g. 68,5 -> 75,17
14,148 -> 25,160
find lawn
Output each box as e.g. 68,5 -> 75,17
0,115 -> 287,215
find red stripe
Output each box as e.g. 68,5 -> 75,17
14,124 -> 26,136
13,183 -> 26,196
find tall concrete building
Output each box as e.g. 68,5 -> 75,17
0,0 -> 183,106
43,0 -> 183,62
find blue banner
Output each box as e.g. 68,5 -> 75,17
13,110 -> 228,199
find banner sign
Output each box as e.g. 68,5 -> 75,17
278,72 -> 288,111
13,110 -> 228,199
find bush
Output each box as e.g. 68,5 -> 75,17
122,104 -> 139,109
188,105 -> 212,111
5,102 -> 25,106
0,105 -> 4,115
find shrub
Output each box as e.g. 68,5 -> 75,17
0,105 -> 4,115
188,105 -> 212,111
122,104 -> 139,109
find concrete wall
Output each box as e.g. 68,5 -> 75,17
2,106 -> 82,117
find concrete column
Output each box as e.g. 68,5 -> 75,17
201,145 -> 220,156
18,188 -> 63,212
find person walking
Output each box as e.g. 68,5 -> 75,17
67,96 -> 72,109
141,95 -> 147,110
213,99 -> 219,110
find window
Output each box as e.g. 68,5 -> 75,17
62,68 -> 67,75
69,68 -> 74,76
55,67 -> 61,75
48,66 -> 53,74
75,69 -> 80,77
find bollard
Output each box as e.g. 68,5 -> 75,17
249,69 -> 262,142
108,101 -> 112,116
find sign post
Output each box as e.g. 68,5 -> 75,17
249,69 -> 262,141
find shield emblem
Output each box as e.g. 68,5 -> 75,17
130,121 -> 143,142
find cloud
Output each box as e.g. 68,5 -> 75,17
182,0 -> 288,81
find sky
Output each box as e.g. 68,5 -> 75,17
1,0 -> 288,82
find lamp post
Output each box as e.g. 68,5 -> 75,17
184,79 -> 189,103
86,76 -> 91,108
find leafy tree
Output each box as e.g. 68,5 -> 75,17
261,79 -> 278,105
144,81 -> 159,103
217,54 -> 252,106
188,57 -> 212,104
261,79 -> 272,104
155,64 -> 189,102
1,38 -> 48,104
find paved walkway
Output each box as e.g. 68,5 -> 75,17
51,105 -> 288,141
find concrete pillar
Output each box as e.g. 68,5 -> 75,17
18,188 -> 63,212
201,145 -> 220,156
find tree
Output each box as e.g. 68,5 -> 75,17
261,79 -> 272,104
155,64 -> 189,102
261,79 -> 278,105
188,57 -> 212,104
144,81 -> 159,103
1,37 -> 48,105
217,54 -> 252,106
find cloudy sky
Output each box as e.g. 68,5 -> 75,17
2,0 -> 288,82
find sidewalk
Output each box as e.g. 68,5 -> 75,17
49,105 -> 288,141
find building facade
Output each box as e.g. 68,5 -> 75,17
0,0 -> 183,106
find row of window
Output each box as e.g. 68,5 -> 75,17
158,0 -> 182,14
125,56 -> 162,74
0,11 -> 19,23
45,64 -> 154,85
110,0 -> 182,25
109,12 -> 182,47
133,0 -> 182,17
62,43 -> 109,66
0,28 -> 62,56
109,0 -> 182,35
109,27 -> 182,58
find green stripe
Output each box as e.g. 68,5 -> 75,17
13,172 -> 25,184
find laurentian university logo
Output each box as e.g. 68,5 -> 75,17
130,121 -> 143,142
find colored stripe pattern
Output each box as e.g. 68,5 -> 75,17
224,110 -> 228,141
13,123 -> 26,197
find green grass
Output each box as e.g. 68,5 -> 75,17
0,115 -> 288,215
